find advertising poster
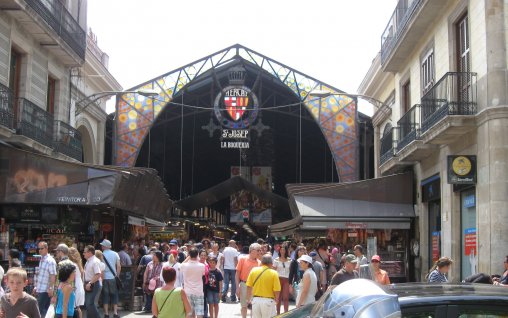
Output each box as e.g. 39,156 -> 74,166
251,167 -> 272,224
432,231 -> 440,263
230,166 -> 251,223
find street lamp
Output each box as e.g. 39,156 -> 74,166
74,88 -> 159,116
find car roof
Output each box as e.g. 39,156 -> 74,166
385,283 -> 508,305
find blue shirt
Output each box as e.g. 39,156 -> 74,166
102,249 -> 120,280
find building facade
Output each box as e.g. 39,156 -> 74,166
358,0 -> 508,281
0,0 -> 121,164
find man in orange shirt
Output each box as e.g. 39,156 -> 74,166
371,255 -> 390,285
235,243 -> 262,318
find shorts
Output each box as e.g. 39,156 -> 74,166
206,290 -> 220,304
239,281 -> 248,308
102,279 -> 119,305
187,294 -> 204,316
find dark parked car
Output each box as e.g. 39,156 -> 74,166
276,279 -> 508,318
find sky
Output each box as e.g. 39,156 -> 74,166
87,0 -> 398,115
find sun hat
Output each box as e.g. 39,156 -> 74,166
100,239 -> 112,248
297,254 -> 313,264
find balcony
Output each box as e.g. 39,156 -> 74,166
380,127 -> 399,165
421,72 -> 477,144
54,120 -> 82,161
0,83 -> 14,130
397,104 -> 420,151
16,98 -> 54,148
380,0 -> 448,72
0,0 -> 85,65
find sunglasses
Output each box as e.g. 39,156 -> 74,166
37,247 -> 45,250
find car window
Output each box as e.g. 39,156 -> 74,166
402,312 -> 435,318
458,311 -> 508,318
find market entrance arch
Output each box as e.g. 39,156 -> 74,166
114,45 -> 359,186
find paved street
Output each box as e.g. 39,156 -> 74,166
115,299 -> 296,318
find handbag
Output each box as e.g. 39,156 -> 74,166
45,304 -> 55,318
103,255 -> 124,290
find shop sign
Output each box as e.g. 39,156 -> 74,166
214,67 -> 259,149
463,195 -> 475,208
20,207 -> 41,222
432,231 -> 440,262
448,155 -> 476,184
347,230 -> 358,238
346,222 -> 367,229
44,228 -> 66,234
128,216 -> 145,227
101,223 -> 113,233
464,228 -> 477,256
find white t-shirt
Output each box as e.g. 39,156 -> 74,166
223,246 -> 239,270
160,262 -> 183,288
84,255 -> 102,282
181,260 -> 205,296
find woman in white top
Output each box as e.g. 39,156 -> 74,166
273,243 -> 292,315
296,254 -> 317,308
160,252 -> 183,288
68,247 -> 85,318
94,250 -> 106,306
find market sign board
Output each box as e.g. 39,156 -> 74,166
447,155 -> 476,184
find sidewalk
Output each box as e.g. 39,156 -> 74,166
117,299 -> 296,317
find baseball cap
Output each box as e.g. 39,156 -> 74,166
169,239 -> 178,245
309,251 -> 318,257
371,255 -> 381,262
54,243 -> 69,254
297,254 -> 313,264
170,250 -> 178,256
100,239 -> 112,248
345,254 -> 358,263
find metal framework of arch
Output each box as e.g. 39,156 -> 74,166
114,44 -> 359,182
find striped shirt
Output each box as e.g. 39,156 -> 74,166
428,269 -> 448,283
35,254 -> 57,292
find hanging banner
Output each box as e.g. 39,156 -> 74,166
230,166 -> 251,223
251,167 -> 272,224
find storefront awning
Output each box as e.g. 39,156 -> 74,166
0,144 -> 172,222
269,173 -> 414,236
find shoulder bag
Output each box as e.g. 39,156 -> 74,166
247,267 -> 270,309
103,255 -> 124,290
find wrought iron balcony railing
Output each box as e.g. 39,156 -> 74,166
380,126 -> 399,165
397,104 -> 421,150
381,0 -> 424,64
25,0 -> 86,59
54,120 -> 82,161
0,83 -> 14,129
17,98 -> 54,148
421,72 -> 477,133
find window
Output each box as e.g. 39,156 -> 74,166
421,49 -> 435,95
456,13 -> 470,73
47,76 -> 57,114
402,80 -> 411,114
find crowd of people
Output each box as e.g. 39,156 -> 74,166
0,237 -> 506,318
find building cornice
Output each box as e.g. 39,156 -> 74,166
475,106 -> 508,126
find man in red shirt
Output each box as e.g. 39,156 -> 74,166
235,243 -> 262,318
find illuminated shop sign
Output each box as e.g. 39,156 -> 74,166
447,155 -> 476,184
